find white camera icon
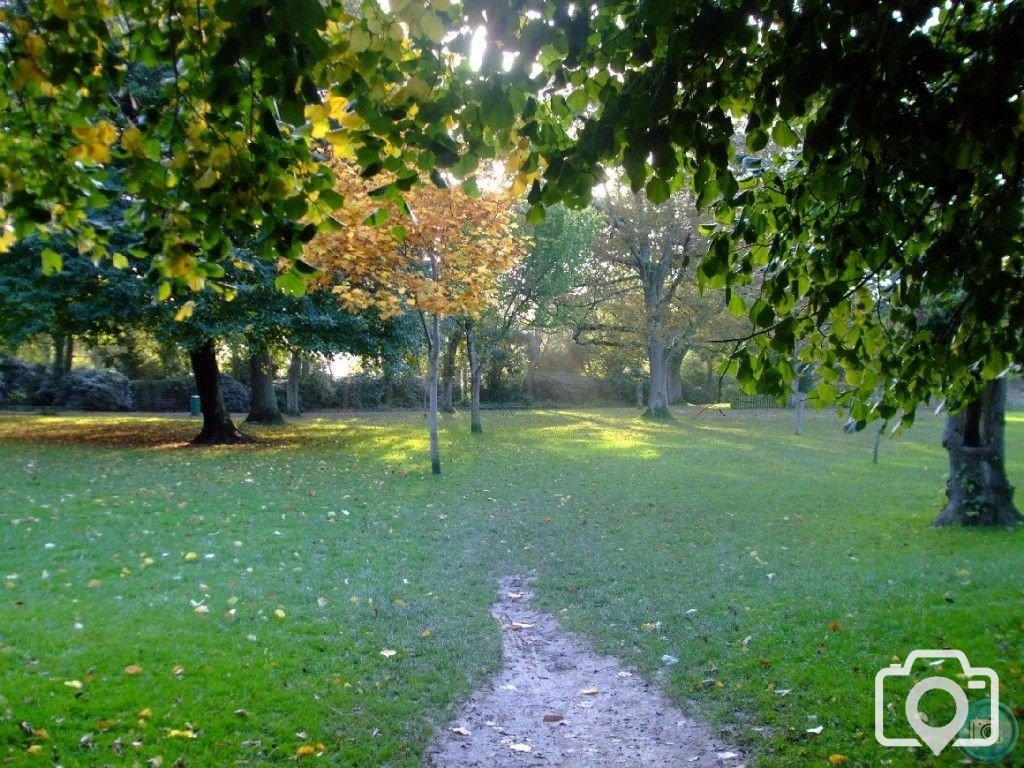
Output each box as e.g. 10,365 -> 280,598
875,649 -> 999,755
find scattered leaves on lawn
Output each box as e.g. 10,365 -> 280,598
184,552 -> 198,562
26,744 -> 43,756
124,664 -> 143,676
380,649 -> 397,658
829,755 -> 849,765
166,728 -> 197,739
296,743 -> 325,758
827,620 -> 843,633
274,608 -> 287,618
63,680 -> 83,690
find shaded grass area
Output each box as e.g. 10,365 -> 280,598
0,408 -> 1021,767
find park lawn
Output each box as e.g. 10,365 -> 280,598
0,408 -> 1021,767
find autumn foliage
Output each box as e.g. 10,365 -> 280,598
306,161 -> 527,318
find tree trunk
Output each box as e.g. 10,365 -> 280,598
245,338 -> 284,425
524,330 -> 542,400
792,370 -> 807,436
425,313 -> 442,475
440,332 -> 458,413
642,335 -> 673,420
52,333 -> 72,377
285,350 -> 302,416
190,339 -> 249,445
666,348 -> 685,404
465,320 -> 483,434
933,379 -> 1021,527
636,378 -> 645,409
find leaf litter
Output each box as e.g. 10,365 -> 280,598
426,576 -> 745,767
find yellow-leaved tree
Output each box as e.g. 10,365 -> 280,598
307,161 -> 527,474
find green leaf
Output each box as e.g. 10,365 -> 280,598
274,271 -> 307,297
526,205 -> 546,225
728,293 -> 746,318
462,177 -> 481,198
771,120 -> 799,148
41,248 -> 62,275
645,177 -> 671,205
746,128 -> 769,153
319,189 -> 344,209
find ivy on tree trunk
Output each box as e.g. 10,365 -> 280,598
245,338 -> 284,425
934,379 -> 1021,527
190,339 -> 248,445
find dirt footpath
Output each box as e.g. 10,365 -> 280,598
425,576 -> 746,767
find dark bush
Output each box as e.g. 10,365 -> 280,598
219,374 -> 250,413
131,378 -> 195,411
131,376 -> 250,412
47,368 -> 134,411
0,357 -> 48,405
298,368 -> 338,410
528,372 -> 631,406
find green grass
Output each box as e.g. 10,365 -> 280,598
0,408 -> 1021,767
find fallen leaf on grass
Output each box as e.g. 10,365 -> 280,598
507,592 -> 524,600
274,608 -> 286,618
124,664 -> 143,676
147,758 -> 163,768
296,743 -> 325,758
715,751 -> 739,760
171,665 -> 185,677
26,744 -> 43,756
806,726 -> 823,735
828,755 -> 849,765
509,743 -> 532,752
451,727 -> 471,736
380,649 -> 397,658
579,687 -> 599,695
194,605 -> 209,614
420,629 -> 432,638
138,708 -> 153,720
184,552 -> 198,562
233,709 -> 249,718
64,680 -> 83,690
166,729 -> 197,739
509,622 -> 533,630
827,620 -> 843,633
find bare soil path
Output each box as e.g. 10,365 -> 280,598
425,576 -> 746,767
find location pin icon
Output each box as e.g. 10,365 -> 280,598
905,677 -> 970,755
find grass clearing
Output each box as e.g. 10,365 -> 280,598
0,408 -> 1021,767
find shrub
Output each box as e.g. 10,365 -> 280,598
47,368 -> 134,411
0,357 -> 48,405
298,368 -> 338,410
219,374 -> 250,413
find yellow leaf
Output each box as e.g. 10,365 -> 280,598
166,729 -> 196,739
274,608 -> 286,618
184,551 -> 199,562
124,664 -> 144,676
194,605 -> 209,614
641,622 -> 656,632
111,252 -> 129,269
828,755 -> 849,765
174,301 -> 195,321
26,744 -> 43,756
64,680 -> 83,690
138,708 -> 153,720
380,648 -> 397,658
349,26 -> 371,53
121,127 -> 144,156
296,744 -> 321,758
419,629 -> 432,638
827,620 -> 843,633
172,665 -> 185,677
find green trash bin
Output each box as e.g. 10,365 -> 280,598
189,395 -> 201,417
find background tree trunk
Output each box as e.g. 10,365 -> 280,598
190,339 -> 248,444
51,333 -> 73,377
933,379 -> 1021,526
245,338 -> 283,425
666,348 -> 685,404
440,332 -> 458,413
465,320 -> 483,434
642,335 -> 672,420
285,350 -> 302,415
524,330 -> 542,400
426,314 -> 442,475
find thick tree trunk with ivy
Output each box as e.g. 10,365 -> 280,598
285,350 -> 302,416
190,339 -> 248,445
245,339 -> 283,425
667,347 -> 685,404
934,379 -> 1021,527
465,320 -> 483,434
440,332 -> 459,413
